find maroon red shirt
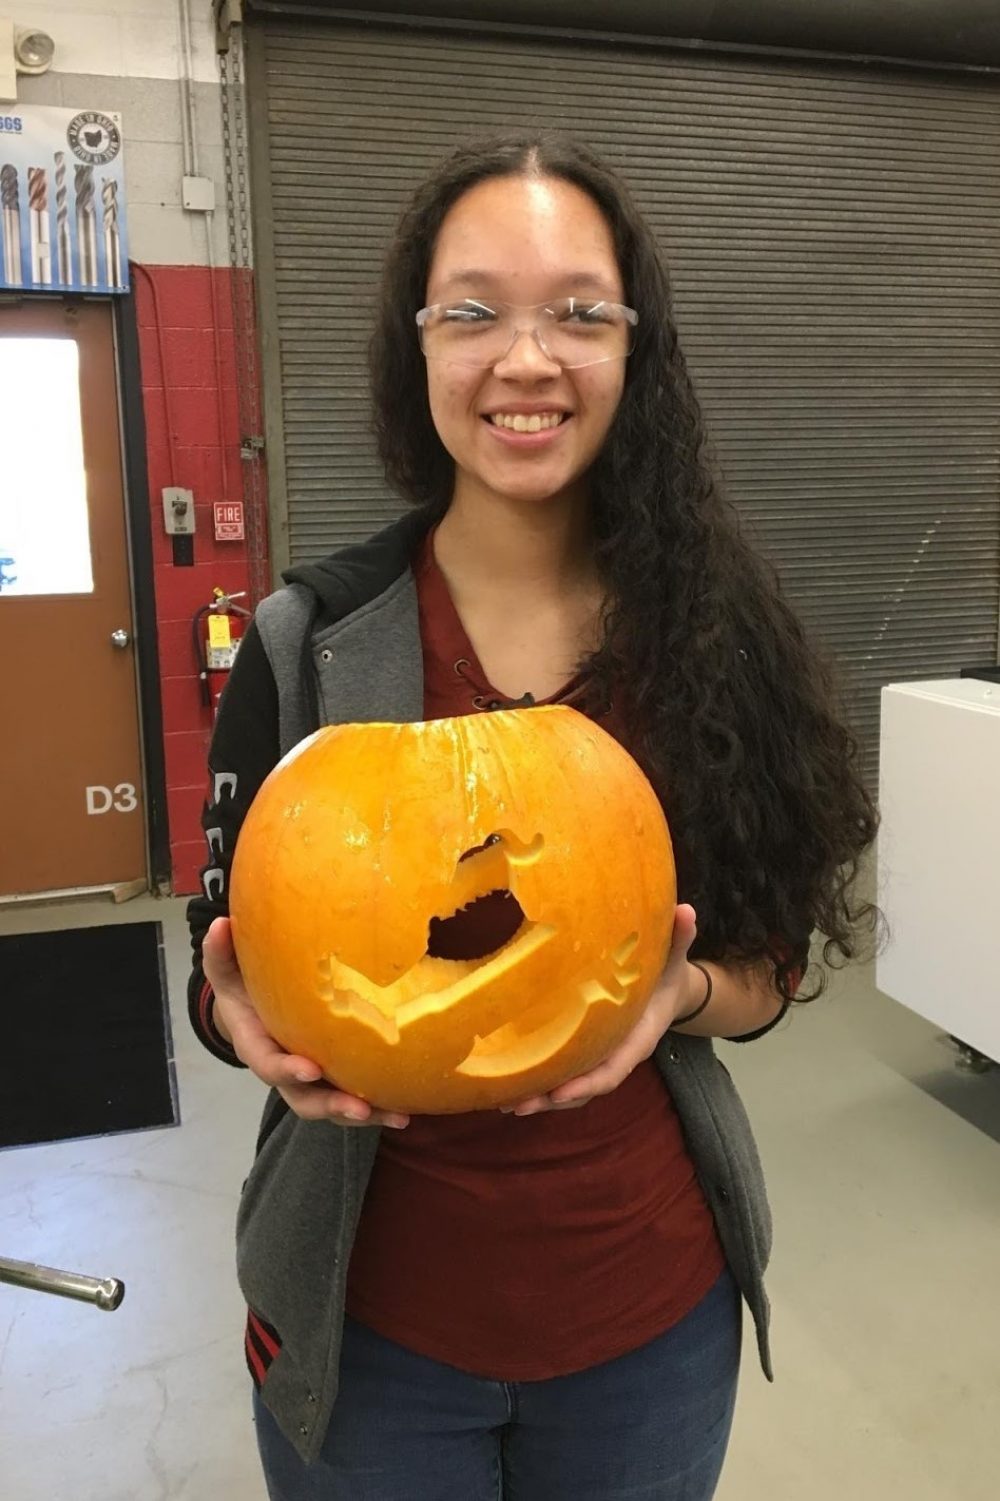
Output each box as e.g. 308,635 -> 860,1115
344,527 -> 726,1379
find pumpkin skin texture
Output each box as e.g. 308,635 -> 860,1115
229,705 -> 676,1114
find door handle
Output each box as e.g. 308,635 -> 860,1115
110,628 -> 130,649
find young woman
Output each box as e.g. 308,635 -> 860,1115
187,134 -> 880,1501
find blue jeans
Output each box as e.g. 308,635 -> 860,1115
252,1266 -> 742,1500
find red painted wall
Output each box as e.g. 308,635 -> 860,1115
134,265 -> 266,895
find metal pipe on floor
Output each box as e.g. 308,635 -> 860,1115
0,1255 -> 125,1311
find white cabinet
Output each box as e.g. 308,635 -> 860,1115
876,678 -> 1000,1062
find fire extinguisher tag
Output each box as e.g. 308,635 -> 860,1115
207,611 -> 240,670
208,614 -> 232,650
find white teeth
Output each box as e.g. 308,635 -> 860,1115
491,412 -> 565,432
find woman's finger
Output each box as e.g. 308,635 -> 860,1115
217,994 -> 323,1084
228,1016 -> 407,1124
508,988 -> 669,1115
203,915 -> 409,1126
275,1079 -> 409,1129
206,938 -> 327,1088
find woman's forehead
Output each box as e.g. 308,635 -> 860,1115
433,268 -> 622,300
428,176 -> 622,297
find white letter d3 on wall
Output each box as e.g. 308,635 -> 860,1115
86,786 -> 113,815
86,784 -> 138,815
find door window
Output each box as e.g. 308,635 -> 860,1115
0,336 -> 93,595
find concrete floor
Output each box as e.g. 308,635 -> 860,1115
1,891 -> 998,1500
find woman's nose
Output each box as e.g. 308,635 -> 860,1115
492,326 -> 562,379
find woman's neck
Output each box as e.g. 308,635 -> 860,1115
433,478 -> 601,604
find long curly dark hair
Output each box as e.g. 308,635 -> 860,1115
369,133 -> 884,1004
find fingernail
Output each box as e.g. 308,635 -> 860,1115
294,1070 -> 318,1083
385,1117 -> 408,1130
343,1108 -> 368,1121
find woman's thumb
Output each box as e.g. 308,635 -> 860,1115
673,903 -> 698,956
205,916 -> 238,974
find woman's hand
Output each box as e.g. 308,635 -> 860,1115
499,904 -> 702,1118
202,917 -> 410,1129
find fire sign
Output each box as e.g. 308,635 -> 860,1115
213,502 -> 245,541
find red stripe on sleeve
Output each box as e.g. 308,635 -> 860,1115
244,1327 -> 267,1385
248,1310 -> 281,1360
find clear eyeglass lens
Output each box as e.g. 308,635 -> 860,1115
419,298 -> 636,367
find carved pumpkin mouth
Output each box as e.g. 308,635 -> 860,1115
427,889 -> 527,961
312,820 -> 644,1093
316,832 -> 549,1027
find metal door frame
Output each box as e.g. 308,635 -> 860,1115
114,291 -> 171,895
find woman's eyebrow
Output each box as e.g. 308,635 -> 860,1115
434,270 -> 621,297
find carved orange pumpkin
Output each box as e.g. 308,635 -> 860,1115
230,705 -> 676,1113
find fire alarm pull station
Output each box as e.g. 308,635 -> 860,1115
213,501 -> 245,541
163,488 -> 195,535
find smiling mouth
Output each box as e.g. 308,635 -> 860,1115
483,413 -> 571,433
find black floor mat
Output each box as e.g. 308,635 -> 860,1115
0,922 -> 178,1150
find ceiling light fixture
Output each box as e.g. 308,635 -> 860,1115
14,27 -> 55,75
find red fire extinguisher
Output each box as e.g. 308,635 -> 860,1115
194,588 -> 251,717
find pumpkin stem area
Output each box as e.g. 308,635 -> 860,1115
426,890 -> 526,962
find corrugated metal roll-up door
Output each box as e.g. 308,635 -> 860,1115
247,17 -> 1000,775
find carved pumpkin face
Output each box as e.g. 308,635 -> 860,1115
230,705 -> 676,1113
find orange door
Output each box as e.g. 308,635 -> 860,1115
0,298 -> 147,897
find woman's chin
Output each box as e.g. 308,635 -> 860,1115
475,463 -> 586,508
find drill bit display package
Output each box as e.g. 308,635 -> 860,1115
0,104 -> 128,294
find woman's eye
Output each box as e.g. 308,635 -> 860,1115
562,304 -> 611,325
444,303 -> 496,323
